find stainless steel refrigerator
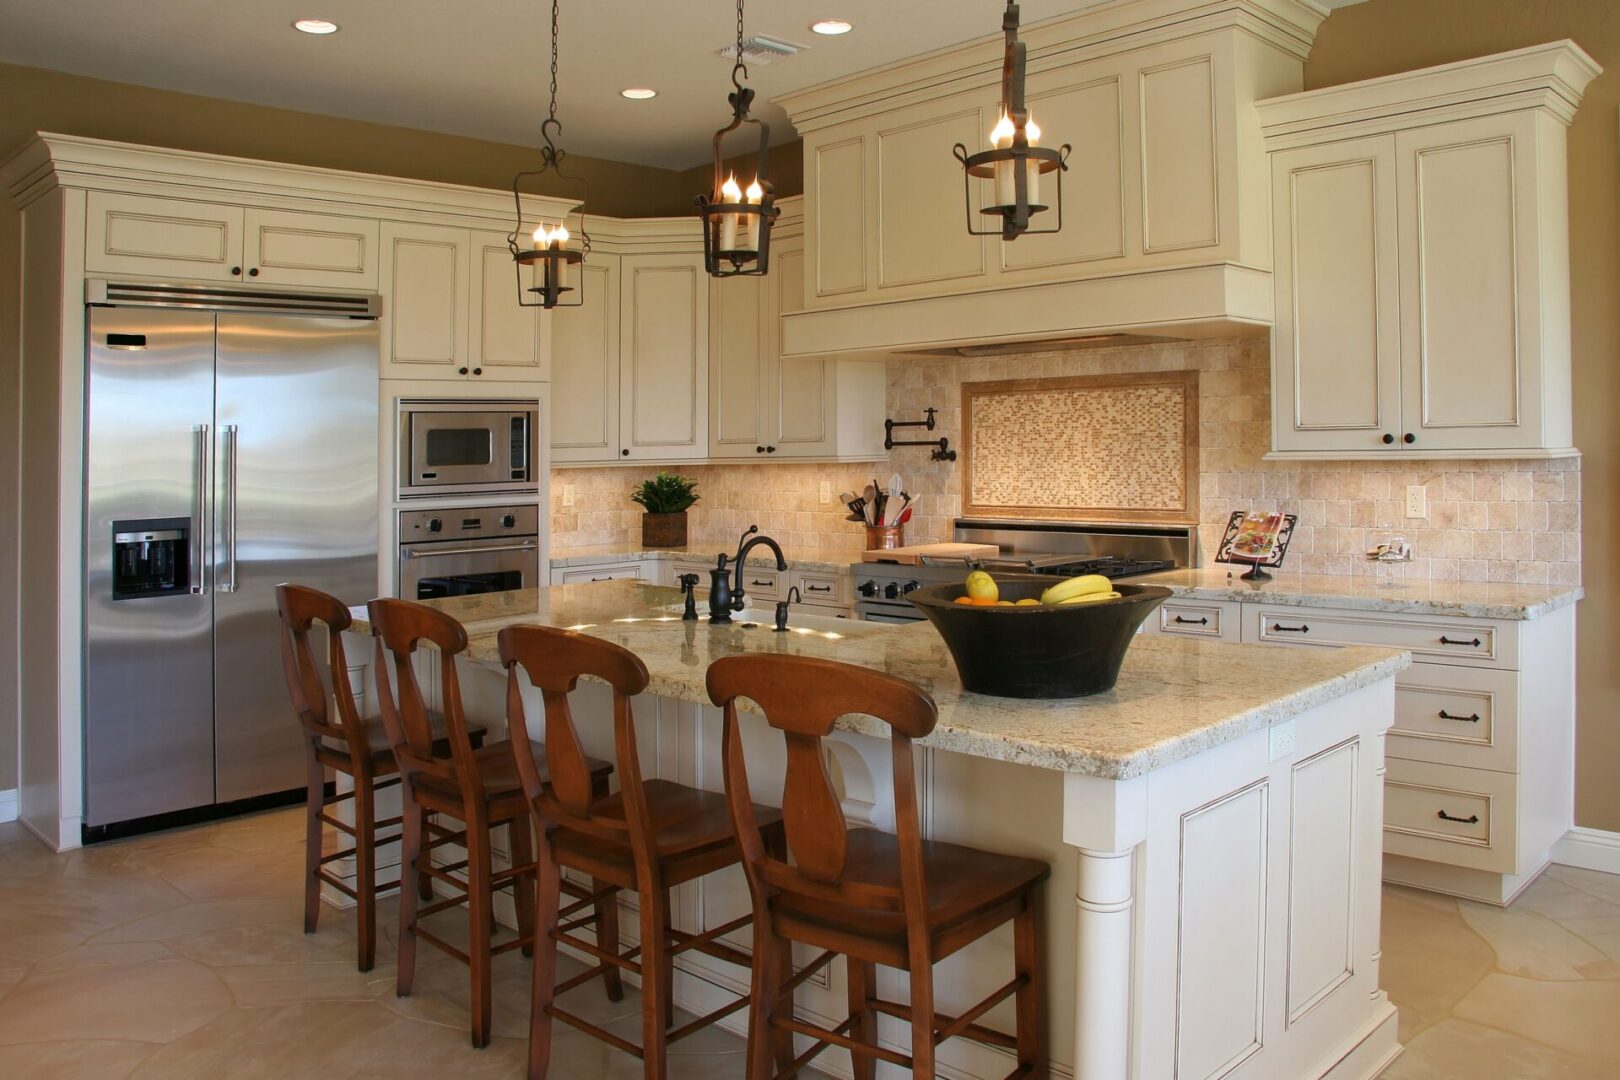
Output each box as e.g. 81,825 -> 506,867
84,287 -> 379,833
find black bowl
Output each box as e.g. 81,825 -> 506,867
907,574 -> 1170,699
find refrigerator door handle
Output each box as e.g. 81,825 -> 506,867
221,424 -> 240,593
191,423 -> 210,595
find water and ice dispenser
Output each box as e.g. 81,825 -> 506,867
111,518 -> 192,600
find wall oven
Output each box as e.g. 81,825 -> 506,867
398,399 -> 538,498
397,504 -> 541,600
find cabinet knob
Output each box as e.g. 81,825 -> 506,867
472,368 -> 483,376
621,449 -> 630,457
756,446 -> 765,454
458,367 -> 469,375
1403,432 -> 1416,445
766,445 -> 777,453
248,267 -> 260,277
1382,434 -> 1395,445
230,266 -> 242,276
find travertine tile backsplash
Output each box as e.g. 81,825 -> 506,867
553,335 -> 1580,586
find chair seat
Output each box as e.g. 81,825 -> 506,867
772,828 -> 1048,962
412,739 -> 613,807
552,779 -> 783,885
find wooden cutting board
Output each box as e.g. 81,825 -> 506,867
860,542 -> 999,565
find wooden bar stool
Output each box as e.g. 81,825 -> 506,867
368,597 -> 613,1049
498,624 -> 789,1080
275,583 -> 486,972
708,653 -> 1051,1080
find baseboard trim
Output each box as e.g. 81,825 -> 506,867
0,789 -> 16,824
1552,827 -> 1620,876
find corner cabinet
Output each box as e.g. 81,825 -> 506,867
1261,42 -> 1599,459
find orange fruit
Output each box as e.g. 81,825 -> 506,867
953,596 -> 975,605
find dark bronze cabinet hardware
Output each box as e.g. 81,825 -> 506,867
458,367 -> 469,375
621,448 -> 630,456
248,267 -> 260,277
1438,710 -> 1481,723
750,578 -> 771,587
472,367 -> 483,376
806,583 -> 832,593
756,446 -> 765,453
1382,433 -> 1395,444
230,266 -> 242,275
1439,636 -> 1482,647
1271,623 -> 1310,633
1436,810 -> 1479,825
766,444 -> 776,453
1173,615 -> 1209,626
1403,432 -> 1416,444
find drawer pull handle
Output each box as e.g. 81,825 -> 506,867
807,584 -> 831,593
1271,623 -> 1310,634
1174,616 -> 1209,626
751,579 -> 772,587
1436,810 -> 1480,825
591,576 -> 612,582
1439,636 -> 1482,648
1438,710 -> 1481,723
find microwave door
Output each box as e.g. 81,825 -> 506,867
409,413 -> 503,487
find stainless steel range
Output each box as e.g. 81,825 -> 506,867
852,520 -> 1196,623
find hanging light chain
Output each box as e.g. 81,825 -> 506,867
548,0 -> 560,127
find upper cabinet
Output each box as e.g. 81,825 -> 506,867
1261,42 -> 1599,459
778,0 -> 1326,358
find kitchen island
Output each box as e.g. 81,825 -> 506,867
348,581 -> 1410,1080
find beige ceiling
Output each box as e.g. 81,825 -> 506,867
0,0 -> 1366,169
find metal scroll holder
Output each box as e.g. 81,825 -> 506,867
884,407 -> 957,462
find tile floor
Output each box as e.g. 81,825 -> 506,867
0,808 -> 1616,1078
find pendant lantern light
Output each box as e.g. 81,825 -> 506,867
952,0 -> 1071,241
695,0 -> 780,277
508,0 -> 589,308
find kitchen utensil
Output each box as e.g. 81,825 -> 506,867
859,542 -> 998,565
897,506 -> 913,525
886,474 -> 903,525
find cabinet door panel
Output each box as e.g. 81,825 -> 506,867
244,208 -> 378,289
1271,137 -> 1401,452
708,272 -> 768,458
1398,115 -> 1539,449
468,230 -> 547,382
86,192 -> 244,281
877,106 -> 987,289
551,256 -> 619,461
621,255 -> 706,460
380,222 -> 468,380
773,243 -> 833,455
813,136 -> 868,298
1140,55 -> 1220,253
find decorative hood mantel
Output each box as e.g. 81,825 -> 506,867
777,0 -> 1328,359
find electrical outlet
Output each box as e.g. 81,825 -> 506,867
1405,484 -> 1427,519
562,483 -> 576,508
1268,719 -> 1297,761
819,480 -> 832,505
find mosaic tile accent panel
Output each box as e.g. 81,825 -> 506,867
963,372 -> 1197,521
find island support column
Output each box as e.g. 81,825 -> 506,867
1063,772 -> 1148,1080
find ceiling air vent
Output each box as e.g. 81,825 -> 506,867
719,35 -> 806,65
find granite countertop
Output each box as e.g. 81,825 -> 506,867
1143,568 -> 1583,621
550,543 -> 858,574
349,581 -> 1409,781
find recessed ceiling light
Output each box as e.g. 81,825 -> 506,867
620,88 -> 658,100
292,19 -> 339,35
811,19 -> 853,36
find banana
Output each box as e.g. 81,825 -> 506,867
1058,590 -> 1121,605
1040,573 -> 1113,605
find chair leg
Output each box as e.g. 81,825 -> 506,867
659,889 -> 676,1031
509,813 -> 537,960
907,952 -> 937,1080
396,787 -> 422,998
772,935 -> 796,1073
638,884 -> 671,1080
417,806 -> 435,901
846,958 -> 877,1080
353,771 -> 378,973
746,915 -> 786,1080
594,877 -> 624,1002
467,812 -> 495,1049
302,746 -> 323,936
1014,891 -> 1047,1079
527,831 -> 563,1080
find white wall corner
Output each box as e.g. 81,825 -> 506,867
0,789 -> 18,824
1551,827 -> 1620,876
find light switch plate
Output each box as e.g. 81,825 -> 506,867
1405,484 -> 1427,518
562,483 -> 576,508
1269,719 -> 1297,761
819,480 -> 832,505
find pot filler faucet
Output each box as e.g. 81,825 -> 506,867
708,525 -> 787,624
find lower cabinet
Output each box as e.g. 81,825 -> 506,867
550,559 -> 655,585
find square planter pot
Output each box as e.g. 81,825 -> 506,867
641,511 -> 688,548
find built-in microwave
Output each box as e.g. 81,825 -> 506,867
398,399 -> 539,498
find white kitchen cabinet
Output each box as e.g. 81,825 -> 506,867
242,208 -> 379,290
708,270 -> 772,459
1261,43 -> 1597,459
551,560 -> 654,585
550,254 -> 621,462
380,222 -> 546,384
86,192 -> 246,282
620,253 -> 708,461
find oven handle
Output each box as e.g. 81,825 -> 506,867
402,541 -> 539,560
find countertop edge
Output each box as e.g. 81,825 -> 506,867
550,547 -> 856,574
1154,581 -> 1583,622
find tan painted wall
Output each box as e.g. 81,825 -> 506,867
1304,0 -> 1620,834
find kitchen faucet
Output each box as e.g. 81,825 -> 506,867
708,525 -> 787,624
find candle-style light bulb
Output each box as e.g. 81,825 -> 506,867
720,174 -> 743,202
1024,116 -> 1042,205
741,178 -> 765,252
718,174 -> 742,252
531,224 -> 550,250
989,112 -> 1015,209
550,224 -> 570,248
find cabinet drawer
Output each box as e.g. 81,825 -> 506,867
1152,599 -> 1240,641
556,563 -> 645,584
736,567 -> 785,602
1248,607 -> 1513,669
1383,759 -> 1517,875
791,570 -> 849,606
1391,665 -> 1517,772
87,192 -> 244,282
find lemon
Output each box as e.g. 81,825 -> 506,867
1015,598 -> 1040,606
964,570 -> 999,603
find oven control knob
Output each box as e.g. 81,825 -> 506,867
883,582 -> 900,600
426,517 -> 443,533
857,581 -> 877,597
902,580 -> 921,594
499,514 -> 516,529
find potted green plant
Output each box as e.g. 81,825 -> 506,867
630,472 -> 700,547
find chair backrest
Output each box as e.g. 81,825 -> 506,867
366,597 -> 484,800
706,653 -> 938,919
276,583 -> 367,763
498,625 -> 651,850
